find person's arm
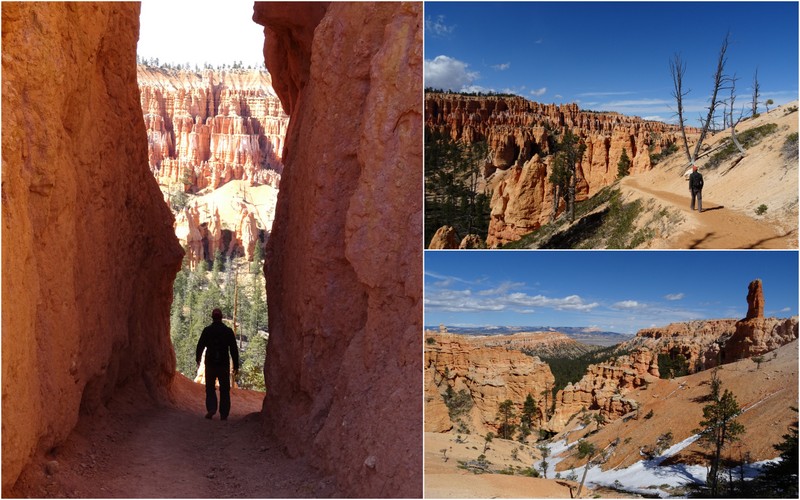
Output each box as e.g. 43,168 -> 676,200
229,330 -> 240,371
196,329 -> 207,365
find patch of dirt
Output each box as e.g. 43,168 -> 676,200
8,376 -> 331,498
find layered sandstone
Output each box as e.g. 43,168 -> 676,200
2,3 -> 182,493
549,349 -> 659,431
425,93 -> 695,246
255,3 -> 422,497
426,335 -> 555,435
628,319 -> 740,372
460,330 -> 597,359
138,66 -> 287,192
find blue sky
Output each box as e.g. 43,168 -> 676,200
137,1 -> 265,67
425,251 -> 799,334
425,2 -> 798,124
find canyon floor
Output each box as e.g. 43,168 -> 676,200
9,376 -> 330,498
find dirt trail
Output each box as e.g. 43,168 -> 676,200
623,176 -> 797,249
10,376 -> 330,498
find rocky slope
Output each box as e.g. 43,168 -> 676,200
254,3 -> 423,497
138,66 -> 287,192
425,92 -> 696,246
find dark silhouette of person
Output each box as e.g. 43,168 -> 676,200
689,163 -> 704,212
196,308 -> 239,420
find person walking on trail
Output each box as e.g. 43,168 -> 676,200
196,308 -> 239,420
689,163 -> 704,213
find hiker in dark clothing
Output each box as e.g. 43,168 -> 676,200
196,308 -> 239,420
689,164 -> 704,212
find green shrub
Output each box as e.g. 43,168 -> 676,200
706,123 -> 779,170
755,204 -> 768,216
650,142 -> 679,165
783,132 -> 798,159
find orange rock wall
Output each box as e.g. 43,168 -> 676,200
426,335 -> 555,434
254,3 -> 422,497
2,3 -> 182,493
138,67 -> 287,191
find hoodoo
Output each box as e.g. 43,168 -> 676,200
3,2 -> 422,497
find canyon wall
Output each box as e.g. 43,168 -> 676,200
254,3 -> 422,497
426,93 -> 694,246
138,66 -> 287,192
2,3 -> 182,493
426,334 -> 555,435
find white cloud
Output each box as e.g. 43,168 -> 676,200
492,62 -> 511,71
664,293 -> 685,301
780,307 -> 792,312
535,38 -> 544,44
424,55 -> 479,91
530,87 -> 547,97
554,94 -> 563,99
577,91 -> 636,97
612,300 -> 644,310
425,15 -> 455,37
425,287 -> 599,314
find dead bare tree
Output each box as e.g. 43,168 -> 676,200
670,33 -> 732,164
751,68 -> 760,116
728,74 -> 746,157
691,33 -> 731,163
670,53 -> 692,163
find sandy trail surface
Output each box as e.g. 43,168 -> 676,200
10,376 -> 329,498
623,176 -> 796,249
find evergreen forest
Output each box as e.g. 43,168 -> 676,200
170,244 -> 268,391
425,128 -> 491,246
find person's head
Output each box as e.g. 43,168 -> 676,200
211,308 -> 223,321
692,164 -> 698,171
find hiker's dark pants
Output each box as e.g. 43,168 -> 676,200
205,364 -> 230,417
691,189 -> 703,211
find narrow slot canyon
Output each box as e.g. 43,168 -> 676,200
2,2 -> 422,498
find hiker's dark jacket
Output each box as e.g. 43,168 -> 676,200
689,171 -> 704,192
196,320 -> 239,370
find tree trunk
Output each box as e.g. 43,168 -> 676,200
691,33 -> 730,163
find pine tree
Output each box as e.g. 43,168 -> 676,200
693,381 -> 745,497
617,148 -> 631,178
755,412 -> 798,496
521,394 -> 538,427
497,399 -> 517,439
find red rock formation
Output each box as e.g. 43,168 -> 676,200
254,3 -> 422,497
138,67 -> 287,192
628,319 -> 739,372
2,3 -> 182,493
425,93 -> 696,246
429,225 -> 460,249
426,335 -> 555,435
746,278 -> 765,319
549,350 -> 658,431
